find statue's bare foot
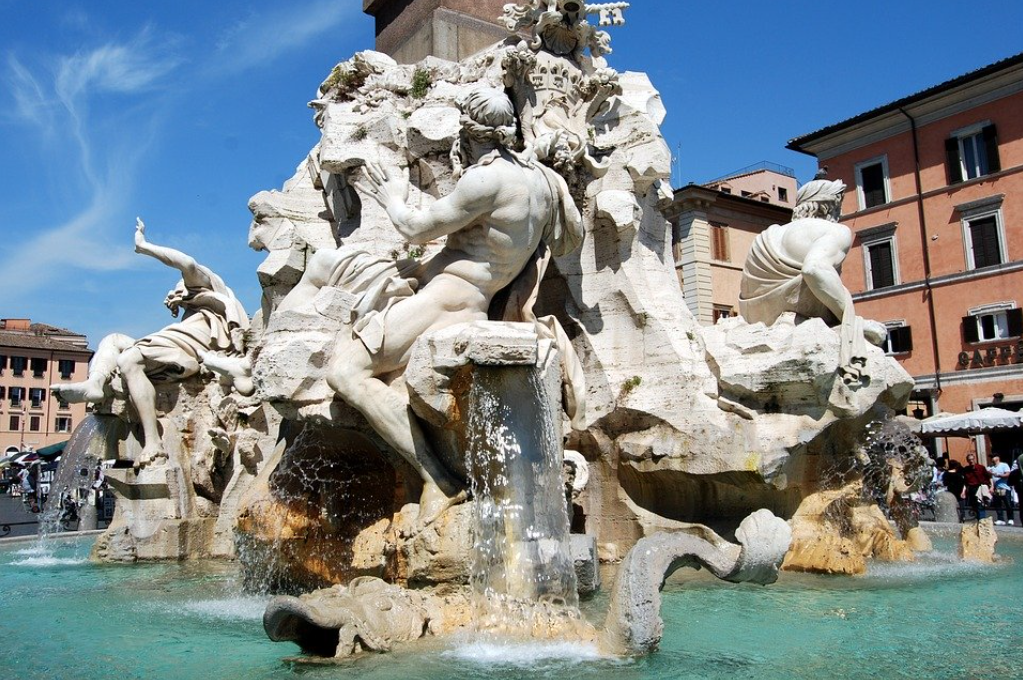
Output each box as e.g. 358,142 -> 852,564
416,483 -> 468,530
52,379 -> 106,403
201,352 -> 254,396
135,444 -> 167,470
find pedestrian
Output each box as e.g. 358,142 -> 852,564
988,455 -> 1012,525
1009,447 -> 1023,525
962,453 -> 991,522
942,460 -> 966,522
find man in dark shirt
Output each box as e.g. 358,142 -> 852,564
962,453 -> 991,521
942,460 -> 966,522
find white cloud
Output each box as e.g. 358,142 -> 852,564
55,27 -> 181,117
0,28 -> 178,297
210,0 -> 359,75
5,55 -> 54,135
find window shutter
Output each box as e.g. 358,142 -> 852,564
1007,308 -> 1023,338
869,242 -> 895,288
0,355 -> 6,369
945,137 -> 963,184
982,124 -> 1001,174
963,315 -> 979,343
893,326 -> 913,353
970,217 -> 1002,268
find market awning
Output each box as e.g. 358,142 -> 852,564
36,441 -> 67,458
917,407 -> 1023,437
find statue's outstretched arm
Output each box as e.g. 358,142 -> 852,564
799,229 -> 853,323
134,218 -> 212,289
355,162 -> 495,244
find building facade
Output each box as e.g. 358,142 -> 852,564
0,319 -> 93,454
789,53 -> 1023,462
668,166 -> 795,324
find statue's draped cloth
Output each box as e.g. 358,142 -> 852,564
134,265 -> 250,382
739,225 -> 836,326
739,224 -> 868,366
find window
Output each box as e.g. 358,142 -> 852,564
0,355 -> 6,375
55,392 -> 69,410
9,387 -> 24,408
11,356 -> 26,377
55,417 -> 72,433
966,215 -> 1004,269
29,416 -> 40,432
963,306 -> 1023,343
957,196 -> 1006,271
946,123 -> 1000,183
9,415 -> 20,432
740,190 -> 752,198
713,305 -> 735,322
777,187 -> 788,202
864,238 -> 898,289
720,187 -> 731,195
29,388 -> 45,409
30,357 -> 46,378
855,156 -> 890,209
882,324 -> 913,355
709,223 -> 729,262
58,359 -> 74,379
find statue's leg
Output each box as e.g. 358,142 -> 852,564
276,249 -> 347,314
116,347 -> 164,465
801,261 -> 861,375
328,332 -> 464,526
54,333 -> 135,402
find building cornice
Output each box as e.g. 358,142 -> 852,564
789,55 -> 1023,160
852,259 -> 1023,302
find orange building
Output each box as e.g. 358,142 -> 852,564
789,52 -> 1023,463
0,319 -> 93,455
669,164 -> 795,324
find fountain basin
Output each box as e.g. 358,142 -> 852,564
2,532 -> 1020,678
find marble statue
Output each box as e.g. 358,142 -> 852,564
54,219 -> 251,466
739,174 -> 887,382
274,86 -> 584,525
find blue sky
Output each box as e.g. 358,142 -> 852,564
2,0 -> 1022,347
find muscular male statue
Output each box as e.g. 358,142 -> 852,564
54,220 -> 251,466
739,176 -> 885,381
277,87 -> 582,523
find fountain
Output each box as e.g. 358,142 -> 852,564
30,1 -> 1011,672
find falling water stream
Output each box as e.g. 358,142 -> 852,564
464,366 -> 579,636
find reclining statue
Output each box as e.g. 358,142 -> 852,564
738,174 -> 885,382
54,219 -> 251,466
275,86 -> 585,525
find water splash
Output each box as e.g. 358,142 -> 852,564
464,366 -> 579,634
170,595 -> 271,621
10,556 -> 88,567
443,639 -> 603,666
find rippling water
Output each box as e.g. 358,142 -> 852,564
1,533 -> 1020,679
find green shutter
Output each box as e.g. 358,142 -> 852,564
963,315 -> 979,343
1007,308 -> 1023,338
982,124 -> 1001,174
945,137 -> 963,184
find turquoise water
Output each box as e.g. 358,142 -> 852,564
1,533 -> 1021,679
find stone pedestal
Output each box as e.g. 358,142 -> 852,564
934,491 -> 961,523
407,321 -> 578,604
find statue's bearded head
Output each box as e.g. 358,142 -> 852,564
451,87 -> 518,178
792,178 -> 846,222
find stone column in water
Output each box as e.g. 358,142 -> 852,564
407,321 -> 578,608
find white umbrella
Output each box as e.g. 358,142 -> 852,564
917,407 -> 1023,437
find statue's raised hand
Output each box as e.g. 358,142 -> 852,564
134,217 -> 148,252
353,161 -> 408,209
